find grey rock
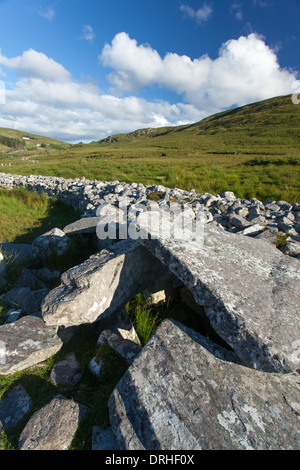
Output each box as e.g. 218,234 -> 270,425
0,385 -> 32,431
31,267 -> 61,286
63,216 -> 103,235
99,306 -> 141,345
255,227 -> 278,245
97,329 -> 142,365
2,287 -> 39,314
92,426 -> 118,450
240,224 -> 266,237
227,214 -> 252,230
264,202 -> 280,212
140,224 -> 300,373
14,268 -> 37,289
32,228 -> 71,263
50,352 -> 82,386
4,308 -> 22,324
33,288 -> 50,310
0,243 -> 34,265
109,319 -> 300,451
277,216 -> 294,226
278,221 -> 294,233
277,200 -> 292,211
0,252 -> 5,289
281,240 -> 300,258
292,203 -> 300,211
234,206 -> 249,218
0,316 -> 63,375
18,395 -> 90,450
42,240 -> 167,327
89,356 -> 104,377
247,214 -> 266,225
220,191 -> 236,199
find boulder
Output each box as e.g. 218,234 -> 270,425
42,240 -> 167,327
18,395 -> 90,450
139,224 -> 300,373
0,385 -> 32,431
1,287 -> 39,315
32,228 -> 71,263
50,352 -> 82,386
109,319 -> 300,450
0,316 -> 63,375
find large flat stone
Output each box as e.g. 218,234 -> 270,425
140,224 -> 300,373
42,239 -> 167,327
109,319 -> 300,450
63,217 -> 102,235
0,316 -> 63,375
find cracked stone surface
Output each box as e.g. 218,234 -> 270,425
109,319 -> 300,451
140,224 -> 300,373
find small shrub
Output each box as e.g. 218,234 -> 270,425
275,231 -> 290,248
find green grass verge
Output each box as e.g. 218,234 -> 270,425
0,188 -> 80,244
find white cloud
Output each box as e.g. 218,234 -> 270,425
100,32 -> 298,114
79,25 -> 95,42
0,48 -> 202,142
0,32 -> 298,143
38,6 -> 55,21
0,49 -> 70,82
180,3 -> 213,24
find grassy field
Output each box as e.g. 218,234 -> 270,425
0,188 -> 80,244
0,94 -> 299,202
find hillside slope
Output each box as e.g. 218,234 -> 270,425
0,128 -> 69,152
96,94 -> 300,155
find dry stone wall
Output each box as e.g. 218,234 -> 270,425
0,172 -> 299,450
0,172 -> 300,255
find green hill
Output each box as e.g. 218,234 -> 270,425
95,94 -> 300,156
0,128 -> 69,152
0,94 -> 299,202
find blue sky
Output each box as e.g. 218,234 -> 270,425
0,0 -> 299,142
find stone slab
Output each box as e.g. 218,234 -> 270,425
63,217 -> 103,235
42,239 -> 167,327
140,224 -> 300,373
109,319 -> 300,451
0,316 -> 63,375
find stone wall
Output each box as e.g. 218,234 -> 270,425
0,171 -> 300,450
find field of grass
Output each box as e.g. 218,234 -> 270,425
0,188 -> 80,244
0,94 -> 299,202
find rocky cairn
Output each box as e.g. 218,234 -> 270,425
0,172 -> 299,450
